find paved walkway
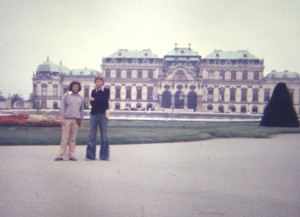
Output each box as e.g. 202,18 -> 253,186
0,134 -> 300,217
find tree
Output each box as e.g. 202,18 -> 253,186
260,82 -> 299,127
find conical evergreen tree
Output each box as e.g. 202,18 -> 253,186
260,82 -> 299,127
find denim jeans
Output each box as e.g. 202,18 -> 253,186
86,114 -> 109,160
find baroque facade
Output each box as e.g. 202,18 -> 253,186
32,45 -> 300,115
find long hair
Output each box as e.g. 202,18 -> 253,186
68,81 -> 82,92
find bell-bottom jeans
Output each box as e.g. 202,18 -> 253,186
86,113 -> 109,160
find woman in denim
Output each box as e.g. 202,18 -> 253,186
86,76 -> 110,160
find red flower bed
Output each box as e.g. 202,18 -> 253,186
0,114 -> 61,127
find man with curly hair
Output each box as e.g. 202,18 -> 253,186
54,81 -> 84,161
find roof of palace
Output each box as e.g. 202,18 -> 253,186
165,47 -> 200,57
264,70 -> 299,79
108,49 -> 159,58
69,68 -> 100,76
205,50 -> 259,59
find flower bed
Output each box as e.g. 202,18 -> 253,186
0,114 -> 61,127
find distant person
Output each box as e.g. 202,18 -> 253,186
86,76 -> 110,161
54,81 -> 84,161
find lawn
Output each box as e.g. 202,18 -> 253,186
0,120 -> 300,145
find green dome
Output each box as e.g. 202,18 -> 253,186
36,57 -> 59,73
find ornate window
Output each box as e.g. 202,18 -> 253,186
208,88 -> 214,102
148,70 -> 153,79
138,69 -> 142,78
241,88 -> 247,102
105,69 -> 111,78
137,87 -> 142,100
264,89 -> 270,102
53,85 -> 58,97
231,71 -> 236,80
115,87 -> 121,99
242,71 -> 248,80
147,87 -> 153,100
252,88 -> 259,102
127,70 -> 132,79
42,84 -> 47,97
84,86 -> 89,98
126,86 -> 132,100
116,69 -> 121,78
219,88 -> 225,102
230,88 -> 236,102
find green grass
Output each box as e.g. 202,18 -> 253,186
0,120 -> 300,145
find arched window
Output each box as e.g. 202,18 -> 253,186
187,92 -> 197,109
175,91 -> 184,108
207,105 -> 213,111
162,91 -> 171,108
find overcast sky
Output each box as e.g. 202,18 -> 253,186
1,0 -> 300,99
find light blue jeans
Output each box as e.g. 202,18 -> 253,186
86,114 -> 109,160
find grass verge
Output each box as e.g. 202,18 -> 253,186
0,120 -> 300,145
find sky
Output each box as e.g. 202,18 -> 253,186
0,0 -> 300,100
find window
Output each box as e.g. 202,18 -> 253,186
116,70 -> 121,78
84,87 -> 89,98
127,70 -> 132,79
242,71 -> 248,80
207,105 -> 213,110
241,105 -> 247,113
53,85 -> 58,97
208,88 -> 214,102
33,84 -> 37,95
148,70 -> 153,79
220,71 -> 225,80
218,105 -> 224,113
42,84 -> 47,97
252,106 -> 258,113
241,88 -> 247,102
231,71 -> 236,80
289,89 -> 294,103
105,69 -> 111,78
208,71 -> 214,79
147,87 -> 153,100
264,89 -> 270,102
254,71 -> 259,80
137,87 -> 142,100
138,70 -> 142,78
63,87 -> 68,94
115,103 -> 120,110
126,87 -> 131,100
219,88 -> 224,102
252,88 -> 259,102
115,87 -> 121,99
230,88 -> 236,102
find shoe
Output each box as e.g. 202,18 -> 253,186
85,158 -> 94,161
69,157 -> 77,161
101,158 -> 110,161
54,157 -> 63,161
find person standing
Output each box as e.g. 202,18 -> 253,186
54,81 -> 84,161
86,76 -> 110,161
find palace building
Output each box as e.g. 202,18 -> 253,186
32,45 -> 300,115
